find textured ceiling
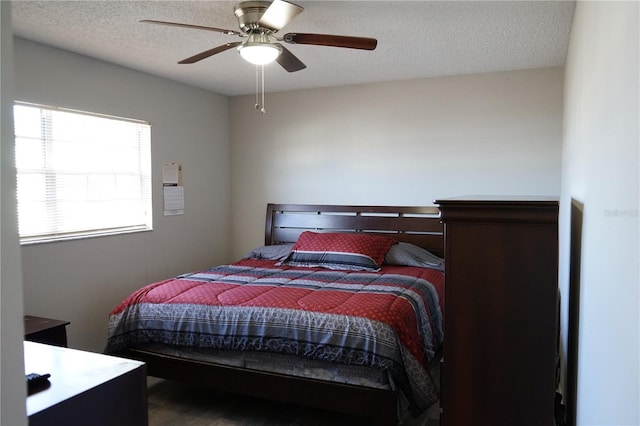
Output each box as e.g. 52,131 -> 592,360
11,1 -> 575,97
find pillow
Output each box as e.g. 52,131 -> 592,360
384,242 -> 445,272
242,243 -> 294,261
279,231 -> 397,272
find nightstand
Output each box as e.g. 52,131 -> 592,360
24,315 -> 70,347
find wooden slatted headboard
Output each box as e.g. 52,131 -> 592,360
265,203 -> 444,258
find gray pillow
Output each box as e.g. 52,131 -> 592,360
384,242 -> 445,272
242,244 -> 294,261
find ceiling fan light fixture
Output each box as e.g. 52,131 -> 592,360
238,32 -> 282,65
238,42 -> 282,65
239,42 -> 282,65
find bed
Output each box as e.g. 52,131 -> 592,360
105,203 -> 445,425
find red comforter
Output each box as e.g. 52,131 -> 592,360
106,259 -> 444,412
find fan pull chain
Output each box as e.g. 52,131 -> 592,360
254,65 -> 267,114
255,65 -> 260,110
260,64 -> 266,114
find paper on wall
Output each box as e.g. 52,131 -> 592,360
163,186 -> 184,216
162,162 -> 184,215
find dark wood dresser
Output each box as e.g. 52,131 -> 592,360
25,341 -> 148,426
435,197 -> 559,426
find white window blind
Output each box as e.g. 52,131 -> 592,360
14,102 -> 152,244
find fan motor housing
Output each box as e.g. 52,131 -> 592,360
234,1 -> 271,32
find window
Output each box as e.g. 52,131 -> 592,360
14,102 -> 152,244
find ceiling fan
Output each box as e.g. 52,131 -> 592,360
142,0 -> 378,72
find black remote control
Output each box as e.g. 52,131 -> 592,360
26,373 -> 51,391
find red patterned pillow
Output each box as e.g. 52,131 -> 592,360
279,231 -> 397,272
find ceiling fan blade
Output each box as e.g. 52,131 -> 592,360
258,0 -> 304,31
141,19 -> 241,36
276,45 -> 306,72
178,42 -> 242,64
283,33 -> 377,50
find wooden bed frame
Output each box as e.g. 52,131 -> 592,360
120,203 -> 444,426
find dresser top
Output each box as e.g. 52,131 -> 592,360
435,196 -> 559,224
25,341 -> 145,417
434,195 -> 559,204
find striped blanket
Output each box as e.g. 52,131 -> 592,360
105,258 -> 444,412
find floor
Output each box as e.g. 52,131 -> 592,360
147,380 -> 440,426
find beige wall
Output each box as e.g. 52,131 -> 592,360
230,67 -> 564,258
561,2 -> 639,424
14,38 -> 232,352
